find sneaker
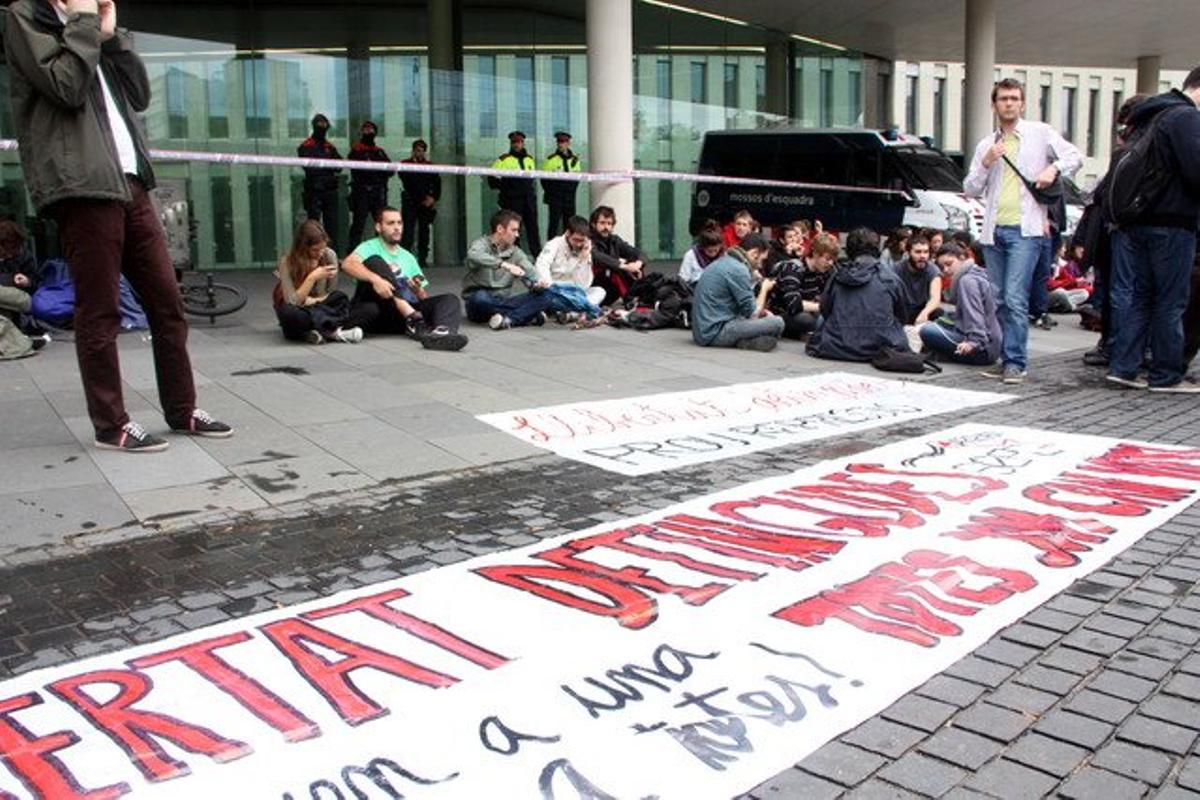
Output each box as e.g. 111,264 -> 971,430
420,327 -> 468,352
1105,374 -> 1148,390
1034,313 -> 1057,330
1002,365 -> 1027,384
1148,381 -> 1200,394
980,365 -> 1006,379
171,409 -> 234,438
403,313 -> 426,338
30,333 -> 50,351
531,311 -> 547,327
735,335 -> 779,352
330,326 -> 364,343
95,421 -> 169,453
304,330 -> 323,345
489,313 -> 512,330
555,311 -> 583,325
1082,347 -> 1109,367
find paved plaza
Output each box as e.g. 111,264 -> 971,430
0,268 -> 1197,798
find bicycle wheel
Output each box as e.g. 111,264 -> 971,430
181,279 -> 247,322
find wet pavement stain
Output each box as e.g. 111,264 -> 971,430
230,366 -> 309,376
245,471 -> 300,494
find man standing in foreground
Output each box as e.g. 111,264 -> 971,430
4,0 -> 231,451
964,77 -> 1082,384
1106,68 -> 1200,393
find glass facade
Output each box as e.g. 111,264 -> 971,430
0,1 -> 864,267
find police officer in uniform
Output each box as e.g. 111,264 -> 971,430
400,139 -> 441,269
541,131 -> 582,242
488,130 -> 540,256
297,113 -> 343,251
346,120 -> 391,251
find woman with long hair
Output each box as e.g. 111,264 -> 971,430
273,220 -> 363,343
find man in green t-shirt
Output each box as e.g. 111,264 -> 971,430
341,207 -> 467,351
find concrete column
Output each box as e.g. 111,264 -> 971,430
347,41 -> 371,137
1136,55 -> 1162,96
586,0 -> 635,239
429,0 -> 464,267
963,0 -> 997,155
764,39 -> 790,118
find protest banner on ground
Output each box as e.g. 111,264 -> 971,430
0,424 -> 1196,799
476,373 -> 1012,475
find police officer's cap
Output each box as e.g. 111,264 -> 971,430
312,113 -> 330,127
508,131 -> 526,142
554,131 -> 572,141
412,139 -> 428,149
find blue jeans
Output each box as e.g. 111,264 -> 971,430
1108,226 -> 1197,387
984,225 -> 1044,370
463,289 -> 554,327
919,322 -> 995,365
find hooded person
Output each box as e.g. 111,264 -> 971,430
806,227 -> 909,362
919,243 -> 1002,365
346,120 -> 391,251
298,113 -> 343,250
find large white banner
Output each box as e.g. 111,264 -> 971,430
476,373 -> 1012,475
1,424 -> 1197,800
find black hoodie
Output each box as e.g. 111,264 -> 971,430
1125,89 -> 1200,229
806,256 -> 908,362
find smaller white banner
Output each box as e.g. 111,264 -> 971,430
477,373 -> 1013,475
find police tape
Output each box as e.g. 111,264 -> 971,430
0,138 -> 909,198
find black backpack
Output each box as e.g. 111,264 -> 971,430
1106,107 -> 1185,227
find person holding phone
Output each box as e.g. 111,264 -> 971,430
341,206 -> 468,351
4,0 -> 232,451
273,220 -> 365,344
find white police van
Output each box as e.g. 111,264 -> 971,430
690,128 -> 985,237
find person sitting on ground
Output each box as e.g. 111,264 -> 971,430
918,227 -> 945,253
463,209 -> 554,330
806,227 -> 908,362
764,232 -> 839,340
536,215 -> 605,319
722,209 -> 757,248
589,205 -> 646,306
764,224 -> 808,272
342,207 -> 468,351
919,243 -> 1002,366
879,226 -> 912,270
692,232 -> 784,351
892,234 -> 943,325
679,221 -> 725,287
0,220 -> 40,331
273,220 -> 365,344
1047,242 -> 1092,312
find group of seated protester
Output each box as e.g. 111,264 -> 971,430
274,201 -> 1109,374
682,210 -> 1006,368
273,204 -> 649,345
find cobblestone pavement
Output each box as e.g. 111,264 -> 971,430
0,350 -> 1198,798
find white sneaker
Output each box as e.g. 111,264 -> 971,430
331,326 -> 364,343
489,314 -> 512,330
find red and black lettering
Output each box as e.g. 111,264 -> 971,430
47,670 -> 250,783
943,507 -> 1116,568
129,632 -> 320,743
259,618 -> 456,726
473,563 -> 657,629
0,692 -> 129,799
1024,472 -> 1191,516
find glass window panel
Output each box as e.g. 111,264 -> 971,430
551,56 -> 570,133
206,61 -> 228,139
243,58 -> 271,138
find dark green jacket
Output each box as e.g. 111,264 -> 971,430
3,1 -> 155,211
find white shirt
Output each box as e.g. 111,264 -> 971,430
54,5 -> 138,176
535,236 -> 593,288
964,118 -> 1083,246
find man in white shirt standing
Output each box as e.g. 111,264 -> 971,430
5,0 -> 232,450
964,77 -> 1082,384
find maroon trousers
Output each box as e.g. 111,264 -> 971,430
49,178 -> 196,436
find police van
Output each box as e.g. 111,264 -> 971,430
690,128 -> 985,237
